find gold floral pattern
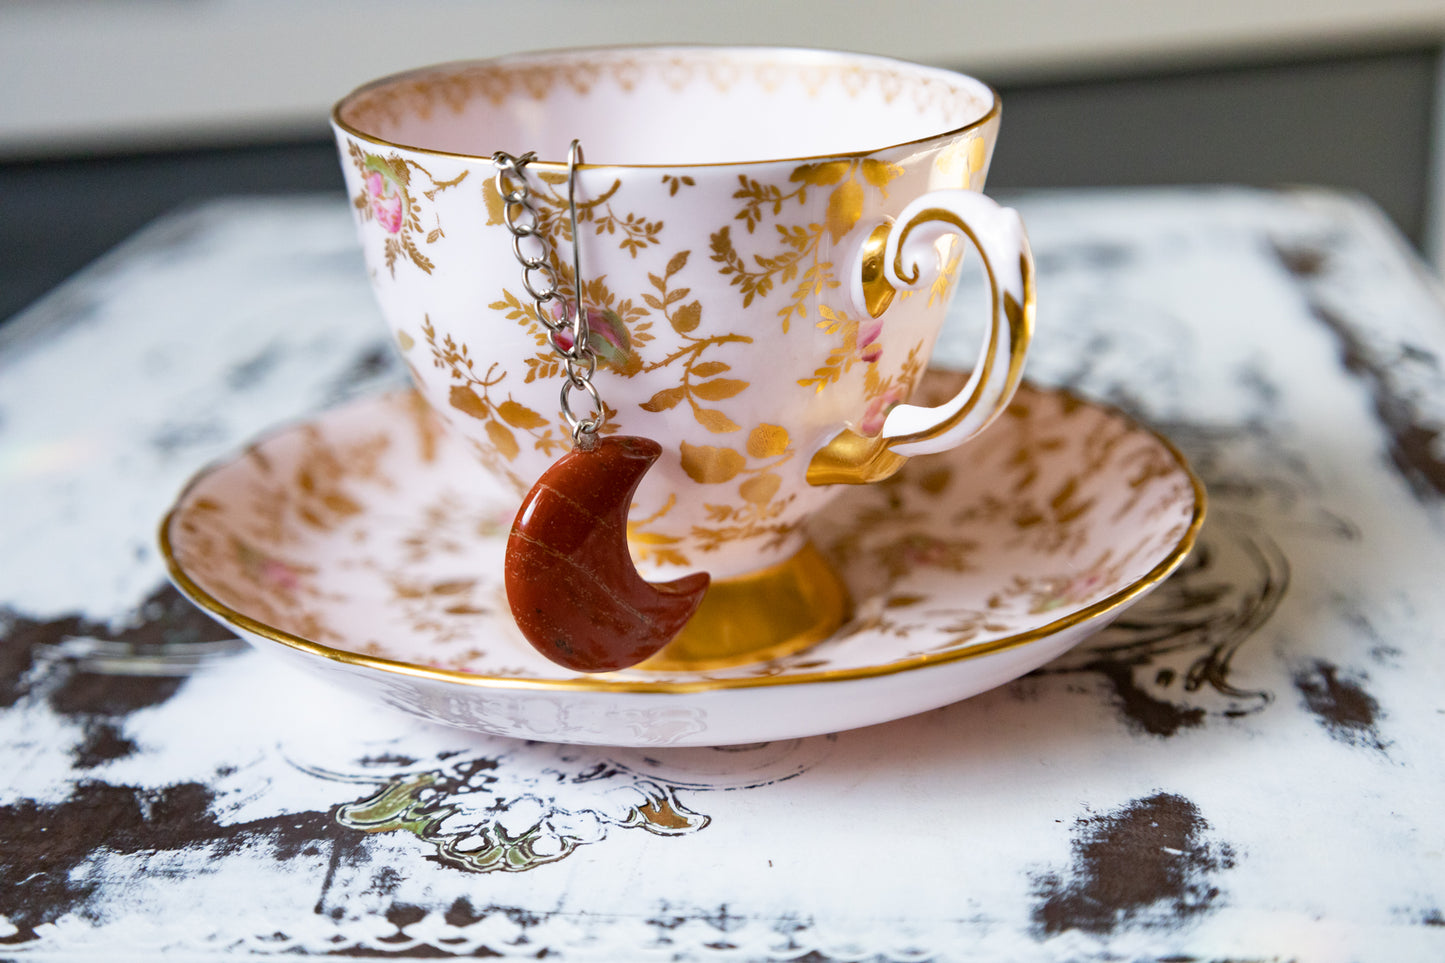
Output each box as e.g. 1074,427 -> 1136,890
489,251 -> 753,439
475,172 -> 805,567
703,157 -> 931,435
482,170 -> 662,259
710,158 -> 904,332
622,422 -> 801,567
346,144 -> 467,275
416,315 -> 562,489
166,421 -> 398,649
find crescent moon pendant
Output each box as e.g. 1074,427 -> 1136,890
504,436 -> 710,672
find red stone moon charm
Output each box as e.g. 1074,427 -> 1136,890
504,436 -> 710,672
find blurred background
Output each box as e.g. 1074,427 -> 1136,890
4,0 -> 1444,324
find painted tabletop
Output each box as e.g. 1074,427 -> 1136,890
1,187 -> 1443,961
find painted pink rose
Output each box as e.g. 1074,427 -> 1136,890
260,558 -> 302,592
365,170 -> 404,234
859,318 -> 885,364
234,540 -> 302,593
1032,572 -> 1108,613
860,385 -> 906,436
899,533 -> 954,567
550,301 -> 633,372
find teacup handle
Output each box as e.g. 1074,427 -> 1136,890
806,189 -> 1035,486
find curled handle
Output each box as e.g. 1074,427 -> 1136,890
807,189 -> 1035,486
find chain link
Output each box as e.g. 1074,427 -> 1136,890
492,141 -> 605,445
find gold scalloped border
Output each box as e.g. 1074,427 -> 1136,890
330,44 -> 1002,170
158,382 -> 1206,695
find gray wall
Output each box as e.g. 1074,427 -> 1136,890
988,48 -> 1438,246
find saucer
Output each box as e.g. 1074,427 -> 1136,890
161,374 -> 1203,747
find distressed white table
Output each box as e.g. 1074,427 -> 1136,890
2,188 -> 1443,961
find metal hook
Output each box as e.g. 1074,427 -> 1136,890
566,139 -> 587,368
565,138 -> 602,442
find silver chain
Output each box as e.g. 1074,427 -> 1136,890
492,140 -> 605,445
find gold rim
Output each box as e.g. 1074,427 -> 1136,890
329,44 -> 1003,171
157,383 -> 1207,696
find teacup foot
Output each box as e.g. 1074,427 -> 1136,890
635,541 -> 851,672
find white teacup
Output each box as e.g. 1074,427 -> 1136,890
333,46 -> 1034,669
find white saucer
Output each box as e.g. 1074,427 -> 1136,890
161,376 -> 1203,747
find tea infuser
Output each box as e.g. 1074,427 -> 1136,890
493,141 -> 710,672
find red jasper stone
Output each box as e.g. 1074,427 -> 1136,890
504,436 -> 710,672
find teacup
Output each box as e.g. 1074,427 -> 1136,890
332,45 -> 1034,670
